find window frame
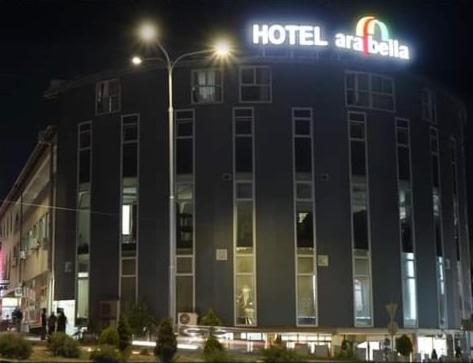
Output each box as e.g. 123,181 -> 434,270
345,70 -> 396,112
190,68 -> 224,105
239,65 -> 272,104
95,78 -> 121,116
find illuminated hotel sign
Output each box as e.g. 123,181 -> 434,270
252,16 -> 410,60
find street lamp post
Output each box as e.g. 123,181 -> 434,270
133,24 -> 230,322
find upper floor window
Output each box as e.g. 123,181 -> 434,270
345,71 -> 394,111
240,66 -> 271,103
96,79 -> 120,115
191,69 -> 222,103
422,88 -> 436,123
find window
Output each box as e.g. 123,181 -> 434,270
292,108 -> 317,326
191,69 -> 222,103
96,79 -> 120,114
430,127 -> 447,328
395,118 -> 417,327
233,107 -> 256,326
345,71 -> 394,111
422,88 -> 436,123
240,66 -> 271,103
348,112 -> 372,326
120,114 -> 139,308
76,121 -> 92,320
175,110 -> 195,315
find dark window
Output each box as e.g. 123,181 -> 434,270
295,120 -> 310,135
123,143 -> 138,177
398,147 -> 410,180
177,204 -> 193,250
295,138 -> 312,173
296,210 -> 314,248
351,142 -> 366,176
401,219 -> 413,253
432,155 -> 439,188
79,150 -> 91,183
177,121 -> 193,137
235,137 -> 253,173
80,132 -> 91,149
350,123 -> 365,139
353,209 -> 368,250
176,139 -> 193,174
397,128 -> 408,145
236,120 -> 252,135
434,218 -> 442,257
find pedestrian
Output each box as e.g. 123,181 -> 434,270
40,308 -> 47,340
48,311 -> 57,336
57,311 -> 67,333
12,307 -> 23,333
431,348 -> 438,360
455,345 -> 462,359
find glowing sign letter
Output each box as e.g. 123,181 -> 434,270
253,24 -> 269,44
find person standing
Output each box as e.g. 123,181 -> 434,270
48,312 -> 57,336
57,311 -> 67,333
12,307 -> 23,333
40,308 -> 47,340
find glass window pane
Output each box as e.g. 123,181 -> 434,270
236,120 -> 252,134
357,74 -> 369,90
235,137 -> 253,173
354,258 -> 369,275
122,205 -> 131,235
237,201 -> 253,247
398,147 -> 410,180
122,258 -> 136,276
298,257 -> 314,274
79,150 -> 91,183
236,256 -> 254,273
351,141 -> 366,176
123,143 -> 138,177
236,275 -> 256,325
350,123 -> 365,139
255,68 -> 270,84
177,257 -> 193,274
296,204 -> 314,248
176,139 -> 193,175
241,69 -> 254,84
237,182 -> 253,199
297,275 -> 316,325
121,276 -> 136,305
354,276 -> 371,325
77,278 -> 89,319
295,138 -> 312,173
296,183 -> 312,199
177,121 -> 193,137
176,276 -> 193,313
295,120 -> 311,135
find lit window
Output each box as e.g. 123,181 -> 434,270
191,69 -> 222,103
240,66 -> 271,102
96,79 -> 120,114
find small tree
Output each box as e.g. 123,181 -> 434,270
154,319 -> 177,363
396,334 -> 413,358
117,315 -> 132,352
126,300 -> 156,336
98,326 -> 119,347
200,309 -> 221,337
203,335 -> 229,362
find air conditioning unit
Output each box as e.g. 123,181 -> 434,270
178,312 -> 198,327
19,250 -> 26,260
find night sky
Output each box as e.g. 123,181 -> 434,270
1,0 -> 472,222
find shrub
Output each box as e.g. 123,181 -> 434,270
99,326 -> 120,347
154,319 -> 177,363
0,332 -> 32,359
203,335 -> 231,362
262,345 -> 302,362
125,300 -> 156,336
47,332 -> 81,358
117,315 -> 132,352
396,334 -> 413,357
90,344 -> 122,363
200,309 -> 222,327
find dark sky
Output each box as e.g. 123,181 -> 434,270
0,0 -> 472,202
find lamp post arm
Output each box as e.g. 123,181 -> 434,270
171,49 -> 213,70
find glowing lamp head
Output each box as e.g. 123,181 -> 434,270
139,23 -> 157,42
214,40 -> 231,57
131,56 -> 143,65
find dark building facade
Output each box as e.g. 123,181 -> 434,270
45,51 -> 471,355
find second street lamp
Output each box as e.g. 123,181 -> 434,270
133,23 -> 230,323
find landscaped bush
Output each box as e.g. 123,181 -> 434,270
262,345 -> 303,362
203,335 -> 231,362
125,300 -> 156,336
117,315 -> 132,352
396,334 -> 413,358
90,344 -> 122,363
200,309 -> 222,327
0,332 -> 32,359
99,326 -> 120,347
154,319 -> 177,363
47,332 -> 81,358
